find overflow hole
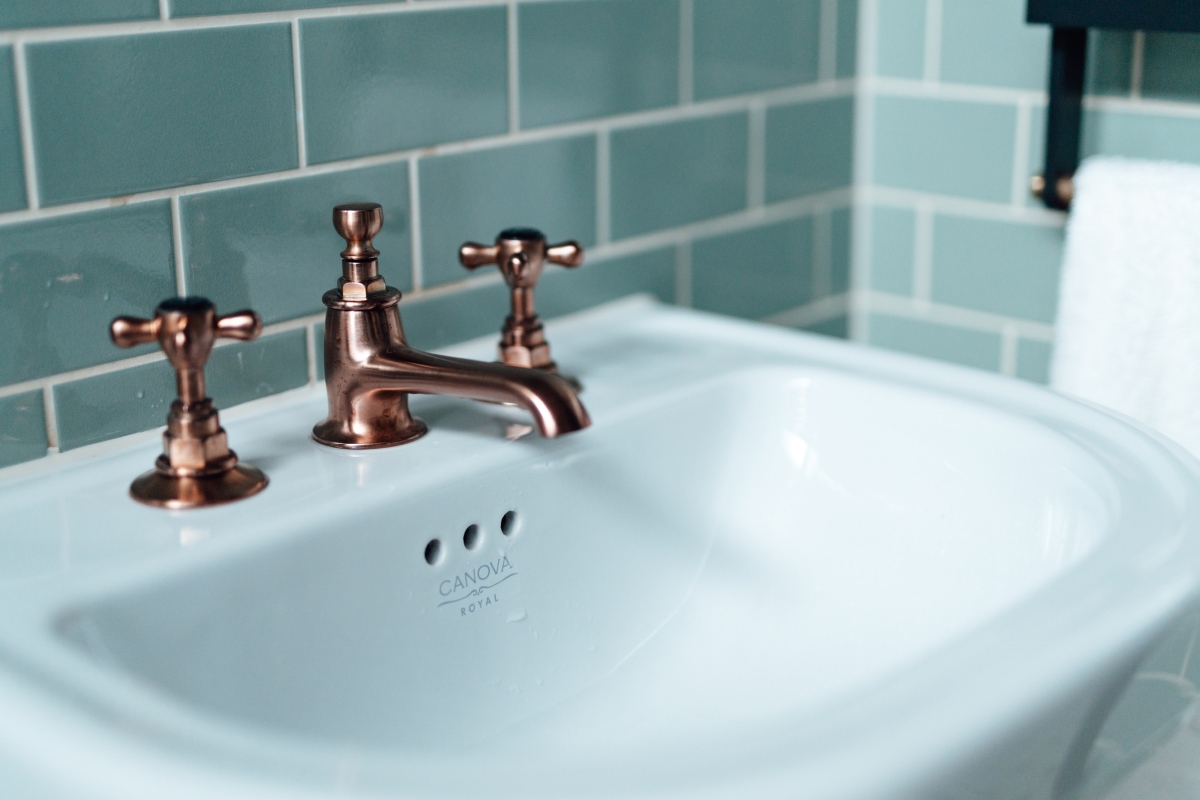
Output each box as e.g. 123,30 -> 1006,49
500,510 -> 519,537
463,524 -> 482,550
424,539 -> 443,565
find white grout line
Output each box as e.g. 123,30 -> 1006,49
870,75 -> 1045,106
922,0 -> 942,84
762,293 -> 849,329
999,323 -> 1019,376
1010,96 -> 1032,207
595,130 -> 611,245
678,0 -> 694,105
1085,92 -> 1200,120
818,0 -> 838,83
912,200 -> 934,305
867,184 -> 1066,226
746,101 -> 766,209
305,322 -> 318,384
674,240 -> 692,307
158,0 -> 170,21
407,155 -> 423,291
170,195 -> 187,295
41,385 -> 59,451
507,2 -> 519,133
811,210 -> 832,299
11,43 -> 39,210
847,0 -> 878,345
290,20 -> 307,168
0,79 -> 857,229
866,290 -> 1055,340
1131,30 -> 1145,100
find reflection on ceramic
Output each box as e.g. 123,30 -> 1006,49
0,297 -> 1198,799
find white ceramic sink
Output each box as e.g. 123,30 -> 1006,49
1,297 -> 1198,799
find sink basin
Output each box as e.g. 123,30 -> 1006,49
0,297 -> 1198,799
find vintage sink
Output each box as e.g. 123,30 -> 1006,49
0,297 -> 1198,799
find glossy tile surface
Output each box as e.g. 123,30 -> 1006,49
418,136 -> 596,287
870,207 -> 914,294
939,0 -> 1047,90
172,0 -> 391,15
519,0 -> 678,128
932,216 -> 1062,323
400,282 -> 511,352
537,248 -> 676,319
875,0 -> 925,78
301,8 -> 507,164
835,0 -> 858,78
0,203 -> 175,386
692,219 -> 813,319
1087,30 -> 1133,96
0,391 -> 46,468
873,96 -> 1016,203
830,207 -> 852,294
0,0 -> 156,29
869,314 -> 1001,371
693,0 -> 820,99
0,48 -> 25,213
765,97 -> 854,202
611,113 -> 747,239
1017,340 -> 1053,385
182,162 -> 412,325
1084,109 -> 1200,167
53,330 -> 308,451
27,26 -> 297,206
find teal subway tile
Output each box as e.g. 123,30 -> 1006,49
931,215 -> 1062,323
0,391 -> 47,468
54,330 -> 307,451
875,0 -> 925,79
1025,104 -> 1046,209
1016,339 -> 1052,384
765,97 -> 854,202
870,206 -> 914,294
692,218 -> 813,319
27,27 -> 297,206
301,8 -> 507,164
53,360 -> 175,451
206,329 -> 309,408
835,0 -> 858,79
830,207 -> 851,294
520,0 -> 678,128
419,136 -> 596,287
0,203 -> 176,386
940,0 -> 1047,90
611,113 -> 748,239
315,322 -> 325,381
400,282 -> 510,352
537,248 -> 676,319
868,314 -> 1000,372
1087,30 -> 1133,97
183,161 -> 411,326
0,48 -> 24,213
1142,32 -> 1200,103
174,0 -> 391,15
873,96 -> 1016,203
0,1 -> 156,29
1083,108 -> 1200,166
693,0 -> 820,100
804,316 -> 848,338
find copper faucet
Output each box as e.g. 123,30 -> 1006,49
459,228 -> 583,373
312,203 -> 591,449
110,298 -> 268,508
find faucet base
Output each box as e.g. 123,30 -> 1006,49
129,462 -> 268,509
311,416 -> 429,450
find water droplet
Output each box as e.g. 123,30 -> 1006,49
507,609 -> 527,623
136,390 -> 144,399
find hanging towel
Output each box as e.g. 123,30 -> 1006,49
1052,156 -> 1200,457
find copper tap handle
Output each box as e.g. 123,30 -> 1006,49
459,243 -> 502,270
110,316 -> 162,348
546,241 -> 584,268
110,298 -> 262,377
216,310 -> 263,341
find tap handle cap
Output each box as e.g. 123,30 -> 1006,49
333,202 -> 383,261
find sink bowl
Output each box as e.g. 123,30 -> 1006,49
0,297 -> 1198,799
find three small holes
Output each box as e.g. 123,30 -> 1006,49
425,511 -> 519,566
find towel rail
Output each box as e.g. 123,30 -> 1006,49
1026,1 -> 1200,209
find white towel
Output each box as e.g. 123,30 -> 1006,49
1052,156 -> 1200,457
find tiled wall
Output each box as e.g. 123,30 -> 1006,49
855,0 -> 1200,381
0,0 -> 858,470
